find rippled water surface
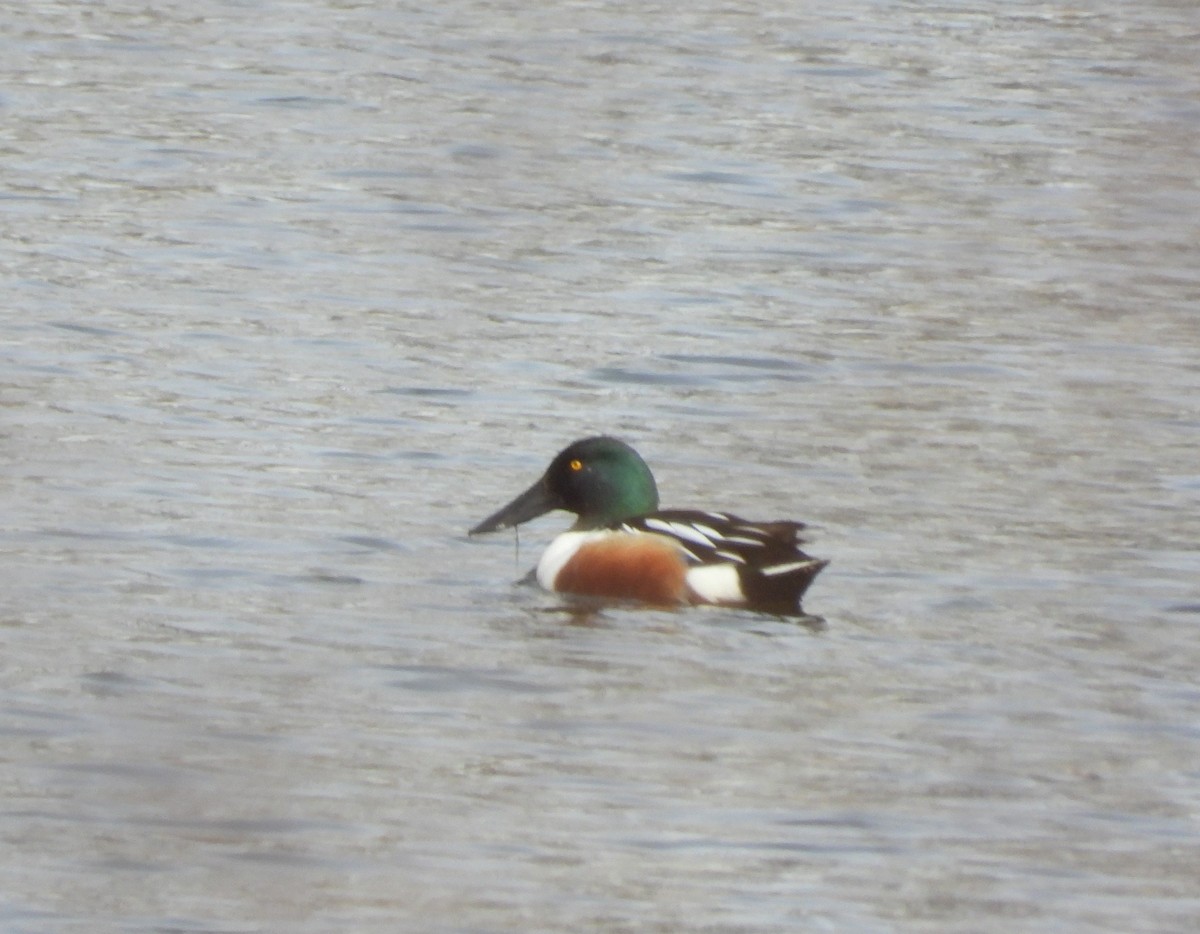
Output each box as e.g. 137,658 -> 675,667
3,1 -> 1199,931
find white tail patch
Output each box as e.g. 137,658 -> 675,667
685,564 -> 743,604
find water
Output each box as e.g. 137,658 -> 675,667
3,1 -> 1199,931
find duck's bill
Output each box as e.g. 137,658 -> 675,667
469,479 -> 560,535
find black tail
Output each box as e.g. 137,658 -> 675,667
739,557 -> 829,616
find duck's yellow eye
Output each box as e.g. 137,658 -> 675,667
569,458 -> 583,471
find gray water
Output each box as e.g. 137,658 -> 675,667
3,2 -> 1199,931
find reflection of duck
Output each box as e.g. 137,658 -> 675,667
470,436 -> 826,616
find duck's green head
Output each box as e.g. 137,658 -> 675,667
470,436 -> 660,534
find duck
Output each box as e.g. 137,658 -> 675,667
470,436 -> 826,616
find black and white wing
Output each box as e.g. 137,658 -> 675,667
619,509 -> 827,614
619,510 -> 807,568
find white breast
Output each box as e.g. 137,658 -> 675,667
536,531 -> 608,590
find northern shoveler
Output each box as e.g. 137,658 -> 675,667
469,436 -> 827,616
